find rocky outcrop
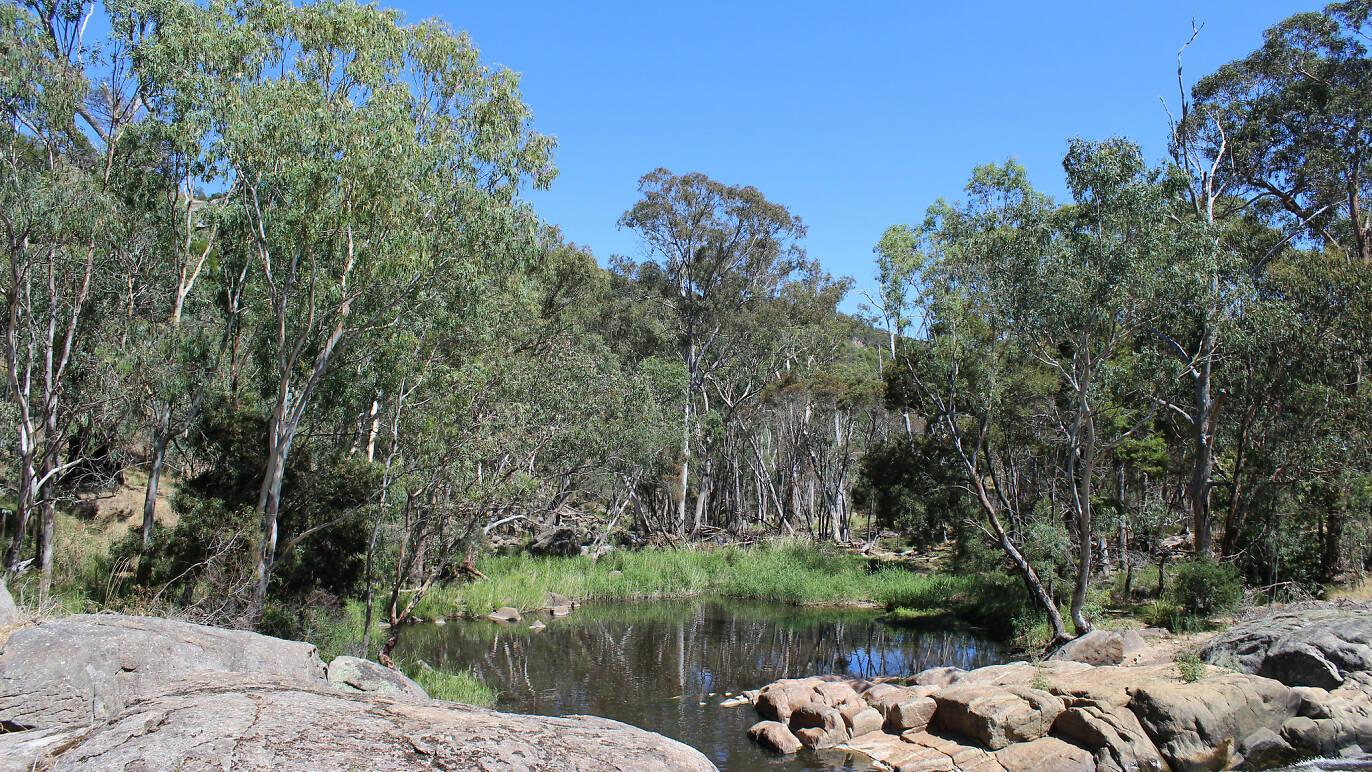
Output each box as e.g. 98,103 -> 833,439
0,614 -> 326,729
1200,604 -> 1372,689
741,638 -> 1372,771
10,674 -> 716,771
1054,704 -> 1168,772
1128,672 -> 1302,771
933,684 -> 1065,750
326,656 -> 428,701
0,614 -> 718,771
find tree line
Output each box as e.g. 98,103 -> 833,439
1,0 -> 1368,644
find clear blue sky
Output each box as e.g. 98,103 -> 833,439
394,1 -> 1314,314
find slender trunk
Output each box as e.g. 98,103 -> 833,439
1190,327 -> 1216,557
1068,354 -> 1095,636
137,413 -> 172,585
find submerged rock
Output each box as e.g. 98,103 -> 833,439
486,606 -> 522,624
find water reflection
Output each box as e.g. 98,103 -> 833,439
398,599 -> 1005,772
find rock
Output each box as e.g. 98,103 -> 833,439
900,730 -> 997,770
839,703 -> 885,736
326,656 -> 428,701
789,701 -> 848,748
486,606 -> 521,624
756,678 -> 818,723
993,736 -> 1095,772
862,683 -> 939,732
0,614 -> 325,730
0,578 -> 17,629
1053,704 -> 1168,772
841,729 -> 921,767
1050,630 -> 1147,666
44,673 -> 717,771
812,679 -> 862,708
1048,664 -> 1191,709
933,685 -> 1066,750
1281,713 -> 1372,757
528,620 -> 546,631
1127,672 -> 1302,771
914,666 -> 965,688
885,694 -> 938,733
1201,604 -> 1372,689
748,719 -> 802,754
0,726 -> 90,772
528,527 -> 582,557
1237,726 -> 1297,769
949,660 -> 1093,688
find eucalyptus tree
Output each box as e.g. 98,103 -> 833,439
0,0 -> 139,591
880,162 -> 1071,645
124,0 -> 555,610
1192,1 -> 1371,266
1039,139 -> 1171,632
618,170 -> 806,534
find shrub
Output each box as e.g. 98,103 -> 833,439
1175,648 -> 1205,683
1139,599 -> 1185,631
1169,559 -> 1243,617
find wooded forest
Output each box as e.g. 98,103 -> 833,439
2,0 -> 1369,648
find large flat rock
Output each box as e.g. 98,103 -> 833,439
0,614 -> 326,729
1128,672 -> 1301,771
24,674 -> 717,771
1201,604 -> 1372,689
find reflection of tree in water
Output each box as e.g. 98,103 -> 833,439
400,601 -> 1004,772
403,599 -> 1001,714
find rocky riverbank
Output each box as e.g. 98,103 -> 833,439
741,604 -> 1372,771
0,613 -> 717,771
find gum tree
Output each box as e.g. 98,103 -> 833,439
125,0 -> 555,610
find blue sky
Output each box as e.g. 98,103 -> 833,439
394,1 -> 1314,315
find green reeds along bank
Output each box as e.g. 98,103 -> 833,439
410,540 -> 989,622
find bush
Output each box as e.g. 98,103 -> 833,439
1139,599 -> 1185,631
1169,559 -> 1243,617
1175,648 -> 1205,683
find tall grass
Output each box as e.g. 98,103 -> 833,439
411,540 -> 977,620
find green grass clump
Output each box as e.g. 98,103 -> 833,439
1174,648 -> 1205,683
402,662 -> 497,706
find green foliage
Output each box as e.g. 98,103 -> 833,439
1169,559 -> 1243,618
853,436 -> 971,547
1175,648 -> 1206,684
413,541 -> 991,625
402,663 -> 497,707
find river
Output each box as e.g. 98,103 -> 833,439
397,598 -> 1006,771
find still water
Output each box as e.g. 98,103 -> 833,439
397,599 -> 1006,771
